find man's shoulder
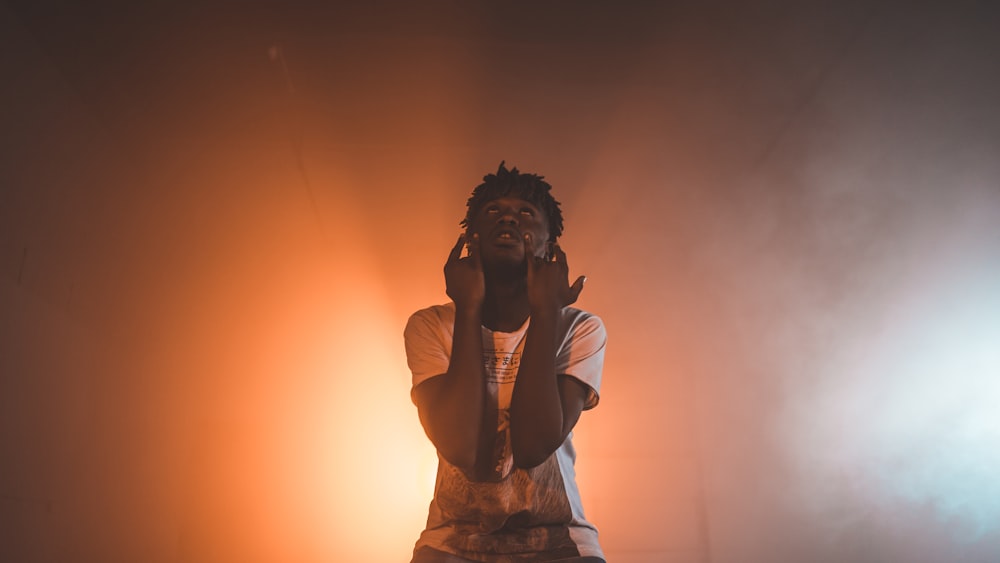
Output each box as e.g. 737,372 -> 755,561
405,303 -> 602,333
560,306 -> 603,327
406,302 -> 456,330
561,305 -> 597,319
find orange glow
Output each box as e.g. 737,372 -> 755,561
161,162 -> 448,562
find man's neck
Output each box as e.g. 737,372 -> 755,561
481,277 -> 530,333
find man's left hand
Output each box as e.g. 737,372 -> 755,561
524,233 -> 585,314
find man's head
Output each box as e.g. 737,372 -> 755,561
459,162 -> 565,273
461,162 -> 564,243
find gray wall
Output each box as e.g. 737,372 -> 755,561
3,1 -> 999,562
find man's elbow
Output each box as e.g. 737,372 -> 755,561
439,447 -> 476,472
420,422 -> 475,471
512,454 -> 546,470
512,442 -> 558,469
510,424 -> 567,469
427,429 -> 477,471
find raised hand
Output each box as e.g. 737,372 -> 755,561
523,233 -> 585,314
444,233 -> 485,310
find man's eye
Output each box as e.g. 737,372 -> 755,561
520,209 -> 534,216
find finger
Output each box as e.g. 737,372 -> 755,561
469,233 -> 482,269
552,243 -> 568,267
523,234 -> 536,272
568,275 -> 586,305
448,234 -> 465,263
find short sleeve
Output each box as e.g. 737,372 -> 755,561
555,310 -> 606,410
403,305 -> 455,398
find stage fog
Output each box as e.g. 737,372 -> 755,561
2,2 -> 999,562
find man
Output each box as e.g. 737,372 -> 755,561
404,162 -> 607,563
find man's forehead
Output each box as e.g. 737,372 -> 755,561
481,196 -> 540,209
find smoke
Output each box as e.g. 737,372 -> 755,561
777,191 -> 1000,541
752,99 -> 1000,560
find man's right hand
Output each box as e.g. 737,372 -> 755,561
444,233 -> 485,310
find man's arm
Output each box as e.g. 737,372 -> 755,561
411,235 -> 495,475
509,237 -> 589,469
411,306 -> 492,474
509,311 -> 591,469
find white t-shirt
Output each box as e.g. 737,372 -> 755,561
404,302 -> 606,561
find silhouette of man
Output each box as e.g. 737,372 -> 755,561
405,163 -> 607,563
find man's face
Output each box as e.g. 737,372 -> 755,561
467,196 -> 550,269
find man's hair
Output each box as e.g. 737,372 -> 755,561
460,161 -> 565,241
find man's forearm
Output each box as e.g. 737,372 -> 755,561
508,308 -> 564,468
429,305 -> 488,470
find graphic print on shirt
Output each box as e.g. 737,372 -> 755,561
436,455 -> 577,558
484,347 -> 520,384
483,342 -> 522,480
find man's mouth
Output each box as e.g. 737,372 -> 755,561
493,228 -> 521,245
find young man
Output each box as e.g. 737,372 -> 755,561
404,163 -> 607,563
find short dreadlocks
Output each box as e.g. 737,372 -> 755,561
460,162 -> 565,242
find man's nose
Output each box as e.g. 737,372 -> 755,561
496,208 -> 518,224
